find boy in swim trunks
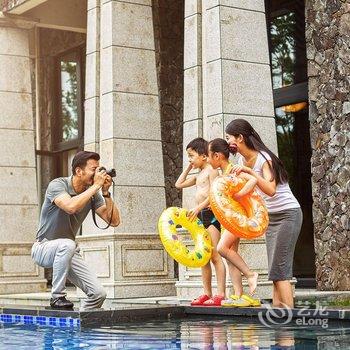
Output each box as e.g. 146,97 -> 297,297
175,138 -> 226,306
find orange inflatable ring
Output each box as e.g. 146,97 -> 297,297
209,174 -> 269,239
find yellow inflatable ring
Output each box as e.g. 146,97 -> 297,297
158,207 -> 213,267
210,175 -> 269,239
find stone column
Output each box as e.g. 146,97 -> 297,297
84,0 -> 101,155
305,0 -> 350,290
176,0 -> 205,299
77,0 -> 176,298
177,0 -> 275,299
0,16 -> 46,293
182,0 -> 203,210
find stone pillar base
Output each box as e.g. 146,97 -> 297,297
76,233 -> 176,299
0,243 -> 47,295
0,279 -> 47,295
176,278 -> 298,301
176,279 -> 274,301
176,277 -> 298,301
102,279 -> 177,299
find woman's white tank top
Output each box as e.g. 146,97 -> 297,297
238,151 -> 300,213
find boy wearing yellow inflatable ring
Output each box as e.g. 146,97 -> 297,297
208,138 -> 260,306
175,138 -> 226,307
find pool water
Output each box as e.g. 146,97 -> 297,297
1,316 -> 350,349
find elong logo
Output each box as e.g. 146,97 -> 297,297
258,302 -> 329,329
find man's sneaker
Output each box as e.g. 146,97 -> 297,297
50,296 -> 74,309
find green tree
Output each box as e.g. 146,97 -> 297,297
270,12 -> 296,89
61,61 -> 78,141
276,110 -> 295,190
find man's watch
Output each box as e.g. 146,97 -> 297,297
102,191 -> 111,198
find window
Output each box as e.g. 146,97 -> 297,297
270,11 -> 296,89
53,46 -> 85,177
267,0 -> 309,197
275,102 -> 308,193
60,58 -> 79,141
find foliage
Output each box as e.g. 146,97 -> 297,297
270,12 -> 296,89
61,61 -> 78,141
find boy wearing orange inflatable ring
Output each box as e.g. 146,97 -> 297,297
208,139 -> 259,303
175,138 -> 226,306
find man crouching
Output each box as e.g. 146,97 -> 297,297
31,151 -> 120,310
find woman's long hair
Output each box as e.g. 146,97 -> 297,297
225,119 -> 288,184
208,138 -> 237,159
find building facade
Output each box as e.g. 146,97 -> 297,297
0,0 -> 348,298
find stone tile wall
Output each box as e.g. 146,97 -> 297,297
306,0 -> 350,290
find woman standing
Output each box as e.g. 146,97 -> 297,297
225,119 -> 302,308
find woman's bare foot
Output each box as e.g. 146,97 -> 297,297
247,272 -> 258,295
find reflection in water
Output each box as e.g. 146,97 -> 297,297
180,319 -> 297,349
1,317 -> 350,349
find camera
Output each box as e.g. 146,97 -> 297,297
99,166 -> 116,178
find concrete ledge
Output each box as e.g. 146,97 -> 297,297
0,305 -> 186,327
1,303 -> 350,328
80,306 -> 185,327
184,305 -> 350,320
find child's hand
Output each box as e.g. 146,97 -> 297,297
232,165 -> 251,175
187,206 -> 201,222
186,163 -> 194,171
233,191 -> 247,200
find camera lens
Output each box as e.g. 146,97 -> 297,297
98,167 -> 116,178
107,169 -> 116,178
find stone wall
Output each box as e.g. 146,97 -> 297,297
0,19 -> 46,293
152,0 -> 184,208
306,0 -> 350,290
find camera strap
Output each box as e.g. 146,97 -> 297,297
91,196 -> 114,230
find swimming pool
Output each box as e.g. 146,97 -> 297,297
1,316 -> 350,349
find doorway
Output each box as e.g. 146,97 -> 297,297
265,0 -> 316,286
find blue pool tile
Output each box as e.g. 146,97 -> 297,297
0,313 -> 80,328
23,316 -> 34,324
35,316 -> 47,325
49,317 -> 57,324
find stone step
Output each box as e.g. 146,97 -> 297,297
0,289 -> 180,309
1,288 -> 349,310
